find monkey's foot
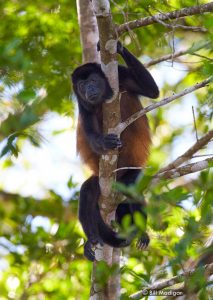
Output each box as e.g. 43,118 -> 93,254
84,241 -> 95,261
136,232 -> 150,250
84,238 -> 103,261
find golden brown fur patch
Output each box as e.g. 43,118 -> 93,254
76,91 -> 151,176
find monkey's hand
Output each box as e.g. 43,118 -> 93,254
90,134 -> 122,154
136,232 -> 150,250
84,240 -> 103,262
117,40 -> 124,54
102,134 -> 122,150
97,40 -> 124,54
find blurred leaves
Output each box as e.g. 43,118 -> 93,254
0,0 -> 212,299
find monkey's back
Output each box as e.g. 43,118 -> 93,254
77,92 -> 151,176
119,92 -> 151,170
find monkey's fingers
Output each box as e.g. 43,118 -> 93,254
90,236 -> 104,247
136,233 -> 150,250
84,241 -> 95,261
103,134 -> 122,150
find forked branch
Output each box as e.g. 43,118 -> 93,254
117,3 -> 213,35
130,263 -> 213,299
115,78 -> 211,134
153,157 -> 213,183
156,130 -> 213,175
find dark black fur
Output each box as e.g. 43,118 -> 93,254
72,42 -> 159,261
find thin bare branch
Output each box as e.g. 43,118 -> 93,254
130,263 -> 213,299
117,3 -> 213,35
113,166 -> 144,172
144,49 -> 191,67
193,154 -> 213,158
150,12 -> 207,32
116,78 -> 211,134
113,157 -> 212,184
167,25 -> 207,32
153,157 -> 213,183
192,106 -> 199,141
192,53 -> 213,61
157,130 -> 213,175
144,41 -> 211,67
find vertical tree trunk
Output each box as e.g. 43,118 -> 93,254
91,1 -> 121,299
76,1 -> 121,299
76,0 -> 99,63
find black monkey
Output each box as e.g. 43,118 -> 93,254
72,42 -> 159,261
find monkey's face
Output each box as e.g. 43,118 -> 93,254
77,73 -> 106,105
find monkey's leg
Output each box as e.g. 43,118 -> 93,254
116,170 -> 150,249
80,175 -> 130,260
79,176 -> 103,261
116,201 -> 149,249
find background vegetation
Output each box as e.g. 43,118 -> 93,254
0,0 -> 212,299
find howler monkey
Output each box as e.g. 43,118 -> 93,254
72,42 -> 159,261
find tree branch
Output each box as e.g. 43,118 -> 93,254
156,130 -> 213,175
114,157 -> 212,184
144,49 -> 192,68
130,263 -> 213,299
117,3 -> 213,35
144,41 -> 211,67
115,78 -> 211,134
153,157 -> 213,183
163,25 -> 207,32
149,12 -> 207,33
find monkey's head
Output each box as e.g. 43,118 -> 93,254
72,63 -> 113,110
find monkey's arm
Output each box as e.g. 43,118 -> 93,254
79,107 -> 122,154
118,43 -> 159,99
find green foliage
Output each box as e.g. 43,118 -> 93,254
95,261 -> 119,287
0,0 -> 78,152
0,0 -> 212,299
0,182 -> 91,299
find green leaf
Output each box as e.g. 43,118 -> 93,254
17,88 -> 36,102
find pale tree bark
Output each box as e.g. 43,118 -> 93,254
90,1 -> 121,299
76,1 -> 122,298
114,157 -> 213,183
152,157 -> 213,183
76,0 -> 99,63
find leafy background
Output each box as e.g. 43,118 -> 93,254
0,0 -> 212,299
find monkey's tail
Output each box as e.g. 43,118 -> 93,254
97,210 -> 131,248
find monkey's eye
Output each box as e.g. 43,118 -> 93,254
89,74 -> 99,83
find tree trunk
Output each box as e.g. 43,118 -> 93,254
92,1 -> 121,299
76,0 -> 121,299
76,0 -> 99,63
